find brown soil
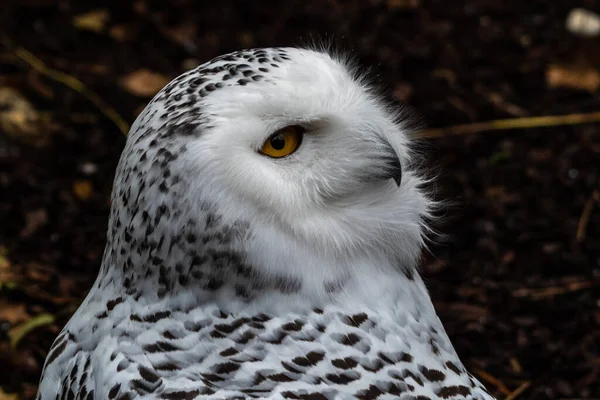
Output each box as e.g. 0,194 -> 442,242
1,1 -> 599,399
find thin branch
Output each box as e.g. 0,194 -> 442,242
473,368 -> 511,395
512,279 -> 594,300
420,112 -> 600,138
577,190 -> 599,242
504,381 -> 531,400
0,34 -> 130,136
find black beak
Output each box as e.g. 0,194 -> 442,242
380,140 -> 402,187
388,155 -> 402,187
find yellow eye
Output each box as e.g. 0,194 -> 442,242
259,125 -> 305,158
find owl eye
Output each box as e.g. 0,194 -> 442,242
260,125 -> 305,158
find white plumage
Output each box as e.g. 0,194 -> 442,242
36,47 -> 495,399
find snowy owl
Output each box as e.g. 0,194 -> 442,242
36,47 -> 496,400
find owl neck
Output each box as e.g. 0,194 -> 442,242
95,201 -> 426,317
96,249 -> 427,316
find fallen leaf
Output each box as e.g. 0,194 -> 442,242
121,69 -> 170,97
109,24 -> 135,42
73,9 -> 110,33
547,63 -> 600,92
566,8 -> 600,37
8,313 -> 55,348
73,180 -> 93,200
20,209 -> 48,238
510,357 -> 523,374
0,387 -> 18,400
0,87 -> 44,145
0,301 -> 29,324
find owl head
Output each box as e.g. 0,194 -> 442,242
107,47 -> 434,302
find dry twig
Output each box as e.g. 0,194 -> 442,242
0,34 -> 129,135
504,381 -> 531,400
473,368 -> 511,395
576,190 -> 600,242
420,112 -> 600,138
512,279 -> 594,300
8,313 -> 55,348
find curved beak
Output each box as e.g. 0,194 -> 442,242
379,139 -> 402,187
388,155 -> 403,187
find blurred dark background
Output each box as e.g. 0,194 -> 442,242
1,1 -> 599,399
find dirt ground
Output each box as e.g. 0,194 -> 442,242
1,1 -> 599,399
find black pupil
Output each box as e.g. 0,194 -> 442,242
270,134 -> 286,150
